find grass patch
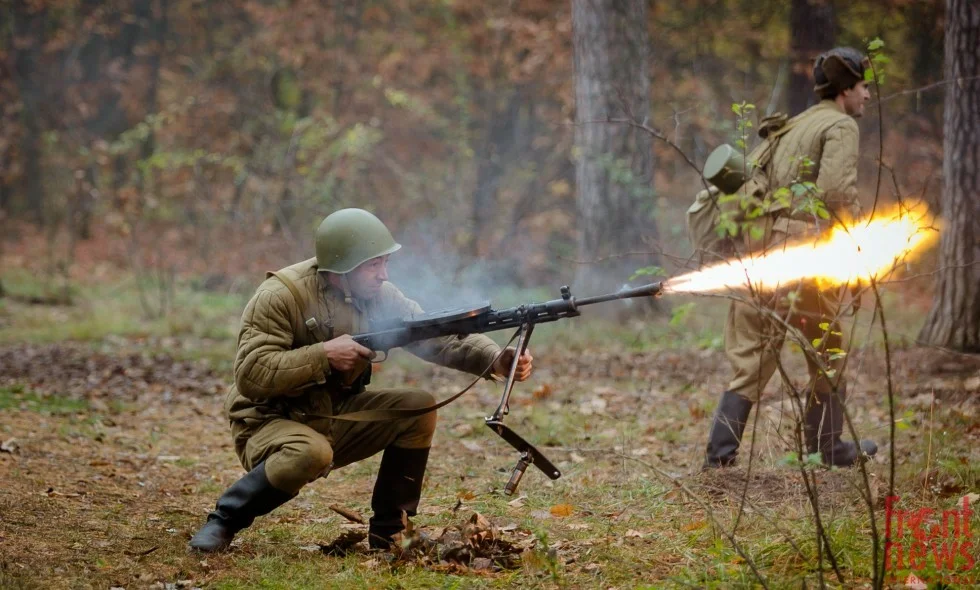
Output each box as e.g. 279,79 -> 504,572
0,270 -> 246,349
0,385 -> 89,415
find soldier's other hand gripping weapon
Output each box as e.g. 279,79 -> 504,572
352,282 -> 664,494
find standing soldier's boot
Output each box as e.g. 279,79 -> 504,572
804,387 -> 878,467
368,446 -> 430,549
703,391 -> 754,468
188,461 -> 294,552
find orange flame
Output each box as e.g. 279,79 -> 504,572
666,203 -> 938,294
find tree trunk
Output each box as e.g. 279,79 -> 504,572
12,0 -> 47,225
139,0 -> 169,166
571,0 -> 659,299
908,0 -> 945,126
788,0 -> 835,116
918,0 -> 980,352
470,87 -> 525,258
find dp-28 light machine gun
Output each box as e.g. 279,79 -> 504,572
352,282 -> 664,495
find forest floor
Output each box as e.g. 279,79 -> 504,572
1,264 -> 979,589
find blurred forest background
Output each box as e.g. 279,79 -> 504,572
0,0 -> 953,310
2,3 -> 980,588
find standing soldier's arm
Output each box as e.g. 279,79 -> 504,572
815,118 -> 862,220
234,286 -> 332,400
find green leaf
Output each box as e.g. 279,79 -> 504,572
749,225 -> 765,241
816,207 -> 830,220
812,338 -> 823,348
779,452 -> 800,467
630,266 -> 666,281
669,302 -> 696,327
715,218 -> 738,238
868,37 -> 885,51
818,322 -> 830,331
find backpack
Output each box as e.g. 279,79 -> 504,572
686,115 -> 799,264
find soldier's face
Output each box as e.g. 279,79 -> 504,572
347,255 -> 390,299
842,81 -> 871,118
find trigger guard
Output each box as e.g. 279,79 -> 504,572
373,350 -> 388,362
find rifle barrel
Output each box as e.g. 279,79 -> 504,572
574,282 -> 663,307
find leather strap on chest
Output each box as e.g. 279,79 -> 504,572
269,271 -> 331,342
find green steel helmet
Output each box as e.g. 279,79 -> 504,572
813,47 -> 870,99
315,208 -> 401,274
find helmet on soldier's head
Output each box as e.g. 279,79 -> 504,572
315,209 -> 401,274
813,47 -> 870,99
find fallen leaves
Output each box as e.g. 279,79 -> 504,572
317,512 -> 535,573
0,343 -> 226,405
319,530 -> 367,556
532,383 -> 553,400
549,503 -> 574,517
506,495 -> 527,508
1,438 -> 18,453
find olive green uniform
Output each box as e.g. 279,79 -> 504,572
225,258 -> 500,494
726,100 -> 861,402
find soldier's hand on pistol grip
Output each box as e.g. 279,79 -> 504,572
492,347 -> 534,382
322,334 -> 375,372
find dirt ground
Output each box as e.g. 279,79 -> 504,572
1,332 -> 979,588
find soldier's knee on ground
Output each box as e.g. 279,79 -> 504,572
265,437 -> 334,494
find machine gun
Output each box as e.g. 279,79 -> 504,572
352,282 -> 663,495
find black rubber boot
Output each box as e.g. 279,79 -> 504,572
368,446 -> 430,550
703,391 -> 754,468
804,387 -> 878,467
188,461 -> 294,552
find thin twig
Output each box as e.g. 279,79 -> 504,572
870,280 -> 896,589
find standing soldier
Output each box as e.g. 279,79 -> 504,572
189,208 -> 533,552
702,47 -> 879,469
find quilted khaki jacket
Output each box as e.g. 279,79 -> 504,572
224,258 -> 501,430
763,100 -> 862,231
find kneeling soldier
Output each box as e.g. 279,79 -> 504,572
189,208 -> 532,552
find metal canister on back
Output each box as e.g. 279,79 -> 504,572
702,144 -> 754,194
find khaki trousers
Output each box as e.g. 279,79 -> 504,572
231,388 -> 437,494
726,215 -> 852,402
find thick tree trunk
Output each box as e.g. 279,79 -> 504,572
918,0 -> 980,352
788,0 -> 835,116
908,0 -> 945,125
12,1 -> 47,225
471,88 -> 525,258
571,0 -> 659,298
